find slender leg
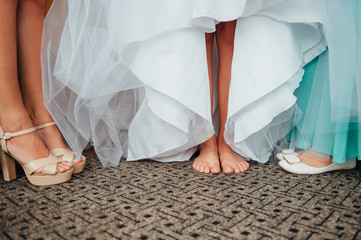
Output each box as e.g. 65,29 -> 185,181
17,0 -> 48,121
17,0 -> 82,165
192,32 -> 221,174
0,0 -> 69,173
0,0 -> 23,121
17,0 -> 63,149
216,20 -> 249,174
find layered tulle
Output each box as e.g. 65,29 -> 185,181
42,0 -> 328,166
284,0 -> 361,163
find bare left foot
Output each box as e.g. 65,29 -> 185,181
218,139 -> 249,174
193,135 -> 221,174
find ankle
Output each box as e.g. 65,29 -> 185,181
26,106 -> 54,126
0,110 -> 34,133
217,136 -> 226,147
217,139 -> 232,156
200,135 -> 218,152
31,120 -> 66,150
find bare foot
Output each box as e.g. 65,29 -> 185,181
192,135 -> 220,174
298,150 -> 333,168
2,113 -> 72,173
218,139 -> 249,174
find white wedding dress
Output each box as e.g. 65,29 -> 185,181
42,0 -> 327,166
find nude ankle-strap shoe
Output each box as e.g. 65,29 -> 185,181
0,126 -> 73,186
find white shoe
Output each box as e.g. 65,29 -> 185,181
276,149 -> 298,161
279,154 -> 356,174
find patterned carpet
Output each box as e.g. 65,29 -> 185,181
1,148 -> 361,239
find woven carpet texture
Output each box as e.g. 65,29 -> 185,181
1,148 -> 361,239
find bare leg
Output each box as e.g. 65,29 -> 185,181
216,21 -> 249,174
0,0 -> 69,173
17,0 -> 83,163
192,33 -> 221,174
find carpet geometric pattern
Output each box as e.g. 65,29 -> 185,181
1,148 -> 361,239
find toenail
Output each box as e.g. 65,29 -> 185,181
75,157 -> 81,160
61,167 -> 65,169
67,161 -> 73,163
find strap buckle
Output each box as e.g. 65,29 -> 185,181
3,133 -> 12,140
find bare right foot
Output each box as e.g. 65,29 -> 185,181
192,135 -> 220,174
218,139 -> 249,174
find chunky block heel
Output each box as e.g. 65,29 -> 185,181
1,150 -> 17,181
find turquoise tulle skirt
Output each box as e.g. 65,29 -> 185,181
286,0 -> 361,163
288,50 -> 361,163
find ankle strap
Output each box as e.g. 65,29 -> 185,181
0,127 -> 37,140
0,126 -> 37,153
34,122 -> 56,130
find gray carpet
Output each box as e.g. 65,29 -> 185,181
1,148 -> 361,239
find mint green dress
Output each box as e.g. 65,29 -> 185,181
286,0 -> 360,164
289,50 -> 360,163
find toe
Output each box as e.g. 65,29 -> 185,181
58,166 -> 66,173
223,165 -> 234,174
238,163 -> 245,172
74,156 -> 82,163
192,162 -> 198,170
59,162 -> 72,171
238,160 -> 249,172
234,166 -> 241,174
211,167 -> 220,174
210,162 -> 220,174
243,162 -> 250,171
62,160 -> 74,167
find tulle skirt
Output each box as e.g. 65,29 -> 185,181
42,0 -> 330,166
288,51 -> 361,163
283,1 -> 361,163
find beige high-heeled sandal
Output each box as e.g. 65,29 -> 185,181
0,126 -> 73,186
34,122 -> 86,174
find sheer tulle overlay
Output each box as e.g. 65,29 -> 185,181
42,0 -> 328,166
285,1 -> 361,163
